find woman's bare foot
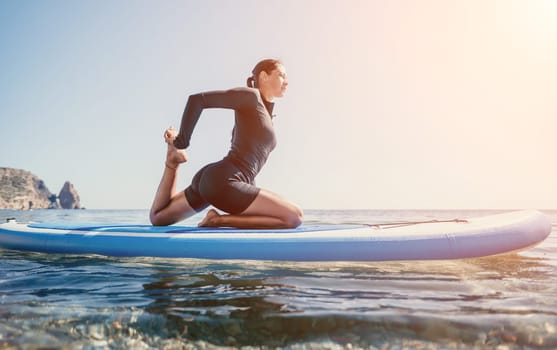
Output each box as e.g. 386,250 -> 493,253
164,127 -> 187,168
198,209 -> 221,227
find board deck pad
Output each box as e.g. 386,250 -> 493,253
27,223 -> 363,234
0,210 -> 552,261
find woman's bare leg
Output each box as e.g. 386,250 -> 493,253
149,128 -> 196,226
198,189 -> 303,229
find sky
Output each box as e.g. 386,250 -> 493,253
1,0 -> 556,210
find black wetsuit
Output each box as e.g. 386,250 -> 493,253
174,87 -> 276,214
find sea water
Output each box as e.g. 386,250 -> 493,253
0,209 -> 556,349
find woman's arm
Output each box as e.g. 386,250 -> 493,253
173,87 -> 259,149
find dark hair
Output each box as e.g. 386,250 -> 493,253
246,58 -> 282,88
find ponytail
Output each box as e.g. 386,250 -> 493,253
246,76 -> 256,88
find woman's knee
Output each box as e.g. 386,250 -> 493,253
150,194 -> 195,226
149,211 -> 167,226
242,189 -> 304,228
284,204 -> 303,228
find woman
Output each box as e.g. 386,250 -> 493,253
149,59 -> 303,229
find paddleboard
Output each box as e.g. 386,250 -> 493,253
0,210 -> 551,261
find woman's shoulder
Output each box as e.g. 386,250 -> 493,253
195,87 -> 259,97
227,87 -> 261,97
225,87 -> 263,104
193,87 -> 263,109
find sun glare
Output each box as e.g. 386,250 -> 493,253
506,0 -> 557,40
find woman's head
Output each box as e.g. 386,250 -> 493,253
247,58 -> 288,100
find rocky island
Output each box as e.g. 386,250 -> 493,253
0,167 -> 82,210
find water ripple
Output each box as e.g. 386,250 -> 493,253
1,209 -> 556,348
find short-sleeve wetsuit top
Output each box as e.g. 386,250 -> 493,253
173,87 -> 276,214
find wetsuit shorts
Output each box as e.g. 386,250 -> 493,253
184,158 -> 260,214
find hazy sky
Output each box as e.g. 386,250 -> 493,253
1,0 -> 556,210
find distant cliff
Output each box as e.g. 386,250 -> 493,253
0,167 -> 82,210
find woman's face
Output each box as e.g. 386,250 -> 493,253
261,64 -> 288,98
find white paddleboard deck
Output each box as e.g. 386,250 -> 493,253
0,210 -> 551,261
